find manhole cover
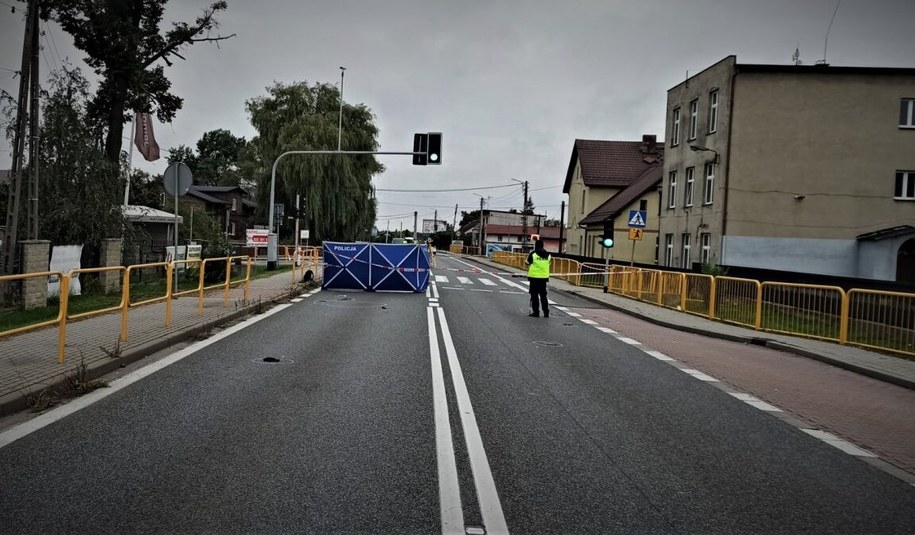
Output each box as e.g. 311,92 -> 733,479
533,340 -> 563,347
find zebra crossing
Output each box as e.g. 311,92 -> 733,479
434,273 -> 527,293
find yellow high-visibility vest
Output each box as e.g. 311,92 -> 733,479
528,252 -> 550,279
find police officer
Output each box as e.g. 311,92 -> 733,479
525,239 -> 551,317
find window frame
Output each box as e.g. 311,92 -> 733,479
708,90 -> 719,133
665,234 -> 674,267
668,171 -> 678,209
700,233 -> 711,264
688,99 -> 699,140
681,233 -> 691,269
896,171 -> 915,200
900,99 -> 915,128
684,167 -> 695,207
580,189 -> 586,214
703,163 -> 715,205
671,107 -> 681,146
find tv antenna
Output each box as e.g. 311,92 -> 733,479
819,0 -> 841,65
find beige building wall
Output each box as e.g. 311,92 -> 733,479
728,72 -> 915,239
660,56 -> 735,268
565,159 -> 621,255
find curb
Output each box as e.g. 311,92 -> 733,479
457,255 -> 915,391
0,285 -> 306,417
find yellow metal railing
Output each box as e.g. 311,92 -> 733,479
760,282 -> 846,343
682,273 -> 715,318
714,276 -> 762,329
846,289 -> 915,355
0,256 -> 265,363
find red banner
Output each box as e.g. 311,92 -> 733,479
134,112 -> 160,162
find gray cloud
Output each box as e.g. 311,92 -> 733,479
1,0 -> 913,229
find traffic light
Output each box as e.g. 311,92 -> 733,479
413,133 -> 428,165
427,132 -> 442,165
601,220 -> 614,248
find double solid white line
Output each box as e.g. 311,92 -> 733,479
427,304 -> 508,534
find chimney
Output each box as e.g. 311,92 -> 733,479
641,134 -> 657,154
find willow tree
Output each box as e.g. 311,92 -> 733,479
244,81 -> 382,242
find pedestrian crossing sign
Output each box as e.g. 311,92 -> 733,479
628,210 -> 647,228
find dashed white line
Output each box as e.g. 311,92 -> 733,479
682,369 -> 719,382
617,337 -> 641,345
729,393 -> 783,412
800,429 -> 877,457
565,312 -> 581,318
596,327 -> 618,335
580,319 -> 598,325
644,350 -> 673,361
290,298 -> 303,303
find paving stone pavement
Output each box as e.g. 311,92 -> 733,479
0,267 -> 311,413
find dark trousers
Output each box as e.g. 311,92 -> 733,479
529,277 -> 549,316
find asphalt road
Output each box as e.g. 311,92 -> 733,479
1,251 -> 914,534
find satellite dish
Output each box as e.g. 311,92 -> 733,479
163,162 -> 193,196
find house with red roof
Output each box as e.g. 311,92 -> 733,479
562,135 -> 663,262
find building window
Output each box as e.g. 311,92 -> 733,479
701,233 -> 711,264
671,107 -> 681,146
497,234 -> 503,242
231,198 -> 238,211
684,167 -> 695,207
688,99 -> 698,140
639,199 -> 648,211
580,189 -> 586,214
230,221 -> 236,236
901,99 -> 915,128
708,90 -> 719,133
896,171 -> 915,200
681,233 -> 691,269
665,234 -> 674,267
668,171 -> 677,209
703,163 -> 715,204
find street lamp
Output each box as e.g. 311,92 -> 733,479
689,144 -> 720,164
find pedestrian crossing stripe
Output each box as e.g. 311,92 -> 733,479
479,278 -> 497,286
457,276 -> 473,284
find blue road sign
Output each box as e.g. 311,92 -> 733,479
628,210 -> 647,228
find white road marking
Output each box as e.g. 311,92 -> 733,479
470,289 -> 493,293
479,278 -> 497,286
429,303 -> 440,308
555,306 -> 569,311
800,429 -> 877,458
436,308 -> 508,534
0,303 -> 295,450
290,298 -> 303,303
617,337 -> 641,345
442,286 -> 464,291
426,308 -> 464,534
644,350 -> 673,361
565,312 -> 581,318
682,369 -> 719,382
457,277 -> 473,285
580,319 -> 598,325
596,327 -> 618,335
435,275 -> 449,283
431,282 -> 440,299
729,393 -> 782,412
498,291 -> 525,295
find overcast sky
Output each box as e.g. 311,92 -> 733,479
1,0 -> 914,232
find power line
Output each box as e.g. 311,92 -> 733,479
42,21 -> 63,66
0,1 -> 19,11
375,183 -> 515,193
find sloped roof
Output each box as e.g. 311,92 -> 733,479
192,185 -> 248,194
580,164 -> 662,225
123,205 -> 183,224
187,188 -> 230,205
242,199 -> 258,209
562,139 -> 663,193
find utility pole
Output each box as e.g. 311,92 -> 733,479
522,180 -> 529,249
452,203 -> 458,232
1,0 -> 39,276
559,200 -> 566,254
413,211 -> 418,240
478,196 -> 485,253
433,210 -> 438,234
26,0 -> 40,241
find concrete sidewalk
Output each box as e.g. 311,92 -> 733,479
0,269 -> 308,415
461,254 -> 915,391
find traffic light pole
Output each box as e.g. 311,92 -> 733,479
267,149 -> 426,269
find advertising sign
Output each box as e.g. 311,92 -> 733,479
421,219 -> 448,233
48,245 -> 83,297
246,228 -> 269,247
